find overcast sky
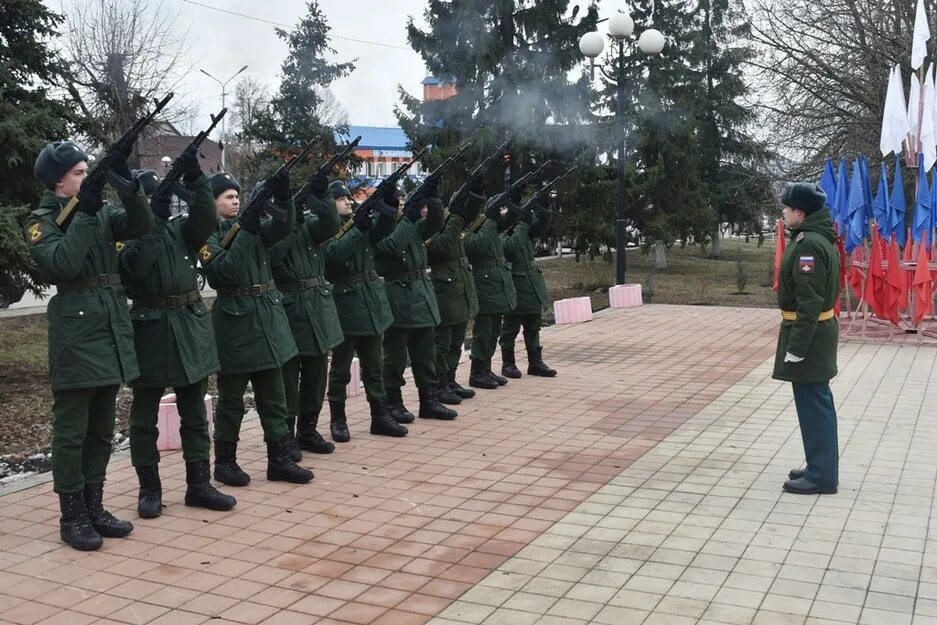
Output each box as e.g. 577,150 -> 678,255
54,0 -> 628,132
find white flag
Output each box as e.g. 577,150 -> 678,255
913,0 -> 931,70
909,71 -> 922,141
923,65 -> 937,170
882,66 -> 911,156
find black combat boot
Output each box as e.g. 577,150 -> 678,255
185,460 -> 237,510
135,465 -> 162,519
501,344 -> 522,379
266,437 -> 314,483
386,387 -> 415,424
329,400 -> 350,443
296,412 -> 335,454
83,482 -> 133,538
58,491 -> 103,551
527,346 -> 557,377
213,439 -> 251,487
449,369 -> 475,399
469,358 -> 498,389
283,415 -> 302,462
369,398 -> 408,437
435,373 -> 462,405
418,387 -> 458,420
488,369 -> 509,386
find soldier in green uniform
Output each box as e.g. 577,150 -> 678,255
26,141 -> 152,550
464,194 -> 522,389
324,182 -> 407,440
500,193 -> 557,378
426,179 -> 487,404
202,171 -> 313,486
376,182 -> 457,422
773,182 -> 841,495
270,174 -> 343,456
119,149 -> 236,518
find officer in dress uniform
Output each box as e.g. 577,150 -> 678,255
773,182 -> 841,495
119,149 -> 236,518
26,141 -> 152,550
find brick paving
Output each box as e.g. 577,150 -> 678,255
7,304 -> 921,625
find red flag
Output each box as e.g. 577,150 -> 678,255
835,236 -> 846,316
913,243 -> 933,324
864,229 -> 887,318
885,237 -> 905,326
847,248 -> 864,300
772,220 -> 786,293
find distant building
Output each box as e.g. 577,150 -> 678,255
137,131 -> 223,178
338,125 -> 421,180
422,75 -> 457,102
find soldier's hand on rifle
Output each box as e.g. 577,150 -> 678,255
77,174 -> 105,216
468,175 -> 485,196
150,191 -> 172,220
239,204 -> 262,234
353,208 -> 372,232
423,177 -> 440,201
509,185 -> 524,204
268,169 -> 291,201
110,143 -> 135,185
308,173 -> 329,198
381,185 -> 399,211
484,194 -> 504,220
404,194 -> 423,223
179,145 -> 202,182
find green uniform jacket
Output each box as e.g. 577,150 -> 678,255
427,213 -> 478,325
464,213 -> 518,315
323,214 -> 395,336
772,210 -> 840,384
25,187 -> 153,391
202,198 -> 298,375
375,204 -> 445,329
269,195 -> 344,356
503,206 -> 551,315
118,175 -> 219,387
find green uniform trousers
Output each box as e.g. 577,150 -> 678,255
129,380 -> 210,467
470,312 -> 503,366
434,321 -> 467,378
214,368 -> 290,444
281,354 -> 328,418
51,384 -> 120,493
383,326 -> 437,390
792,382 -> 839,488
328,334 -> 385,402
499,312 -> 542,351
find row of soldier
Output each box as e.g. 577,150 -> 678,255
26,137 -> 560,551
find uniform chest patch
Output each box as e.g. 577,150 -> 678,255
25,221 -> 43,245
799,256 -> 815,273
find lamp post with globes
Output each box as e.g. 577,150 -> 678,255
579,13 -> 665,285
200,65 -> 248,169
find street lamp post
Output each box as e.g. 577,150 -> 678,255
200,65 -> 248,169
579,14 -> 665,285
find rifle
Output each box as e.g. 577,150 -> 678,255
334,148 -> 427,239
502,164 -> 577,235
397,142 -> 473,221
220,139 -> 317,249
152,107 -> 226,204
293,136 -> 362,206
485,160 -> 553,216
56,92 -> 175,228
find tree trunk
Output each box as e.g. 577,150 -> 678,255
655,241 -> 668,269
710,229 -> 722,258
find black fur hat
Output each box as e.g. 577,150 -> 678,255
34,141 -> 88,190
210,172 -> 241,199
781,182 -> 826,215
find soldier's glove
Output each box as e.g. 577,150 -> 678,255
404,194 -> 424,223
239,204 -> 262,234
308,173 -> 329,198
150,191 -> 172,220
784,352 -> 804,363
106,150 -> 139,194
353,208 -> 372,232
268,169 -> 291,201
179,145 -> 202,182
509,186 -> 524,204
484,194 -> 505,221
382,185 -> 400,209
422,177 -> 440,200
468,175 -> 485,196
77,175 -> 105,216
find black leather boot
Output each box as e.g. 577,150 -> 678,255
83,482 -> 133,538
185,460 -> 237,510
135,465 -> 162,519
449,369 -> 475,399
58,491 -> 102,551
369,398 -> 408,437
418,387 -> 458,420
469,358 -> 498,389
435,374 -> 463,405
213,439 -> 251,487
283,415 -> 302,462
501,345 -> 522,379
296,412 -> 335,454
329,400 -> 350,443
266,437 -> 314,483
527,346 -> 557,377
386,387 -> 415,424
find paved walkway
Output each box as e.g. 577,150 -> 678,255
1,305 -> 933,625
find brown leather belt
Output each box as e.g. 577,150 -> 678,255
58,273 -> 122,292
331,270 -> 379,285
277,276 -> 328,291
131,291 -> 202,310
216,280 -> 276,298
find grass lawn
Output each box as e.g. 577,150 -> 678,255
0,237 -> 775,462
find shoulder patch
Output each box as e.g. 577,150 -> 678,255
115,241 -> 125,253
198,244 -> 213,263
24,221 -> 44,245
798,256 -> 815,273
796,232 -> 805,242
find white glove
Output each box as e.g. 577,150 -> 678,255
784,352 -> 804,363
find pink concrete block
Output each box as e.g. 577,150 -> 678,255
157,393 -> 213,451
609,284 -> 643,308
553,296 -> 593,324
